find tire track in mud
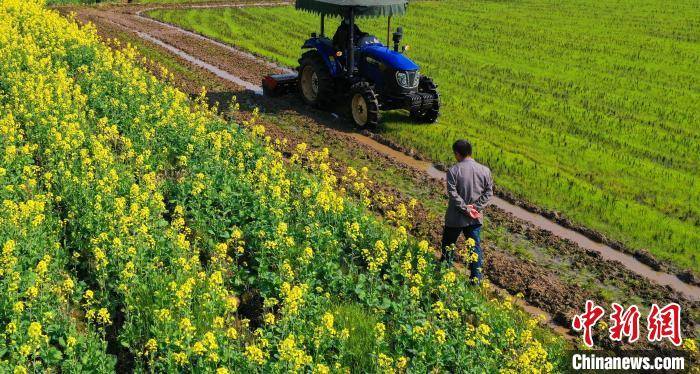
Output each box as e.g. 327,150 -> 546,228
111,17 -> 263,92
66,1 -> 699,341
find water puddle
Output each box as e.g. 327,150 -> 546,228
108,7 -> 700,302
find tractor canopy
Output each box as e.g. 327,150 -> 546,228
295,0 -> 408,18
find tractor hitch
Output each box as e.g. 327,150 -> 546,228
262,73 -> 298,97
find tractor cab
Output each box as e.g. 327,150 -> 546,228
262,0 -> 440,128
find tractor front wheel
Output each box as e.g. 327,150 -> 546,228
349,83 -> 380,129
298,51 -> 333,108
410,76 -> 440,123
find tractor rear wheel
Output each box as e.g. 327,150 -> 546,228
410,76 -> 440,123
298,51 -> 333,108
349,82 -> 380,129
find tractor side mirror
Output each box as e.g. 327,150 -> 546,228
392,27 -> 403,52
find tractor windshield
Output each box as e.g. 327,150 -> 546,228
333,20 -> 366,50
358,35 -> 381,47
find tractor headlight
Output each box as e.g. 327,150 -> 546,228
396,70 -> 419,89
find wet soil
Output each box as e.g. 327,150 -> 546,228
64,2 -> 699,345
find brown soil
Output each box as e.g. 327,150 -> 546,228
63,1 -> 699,347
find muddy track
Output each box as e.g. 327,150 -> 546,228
64,1 -> 699,343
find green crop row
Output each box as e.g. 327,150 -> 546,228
148,0 -> 700,272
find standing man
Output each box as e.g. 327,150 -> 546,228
442,139 -> 493,283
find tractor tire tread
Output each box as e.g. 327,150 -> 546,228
410,76 -> 440,123
349,82 -> 380,129
298,51 -> 334,108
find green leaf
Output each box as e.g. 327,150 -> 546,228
46,347 -> 63,363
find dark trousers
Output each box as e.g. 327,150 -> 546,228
441,224 -> 483,282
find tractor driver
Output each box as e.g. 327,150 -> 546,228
333,17 -> 368,53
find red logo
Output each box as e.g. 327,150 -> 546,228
572,300 -> 605,347
647,303 -> 682,346
609,303 -> 640,343
572,301 -> 682,347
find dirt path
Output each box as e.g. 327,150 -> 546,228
64,1 -> 699,343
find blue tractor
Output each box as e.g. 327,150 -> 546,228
262,0 -> 440,128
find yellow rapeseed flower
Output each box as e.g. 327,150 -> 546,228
375,322 -> 386,341
6,321 -> 17,334
244,344 -> 266,365
173,352 -> 188,365
144,338 -> 157,354
322,312 -> 335,333
97,308 -> 112,325
226,327 -> 238,340
192,341 -> 206,355
279,335 -> 312,370
435,329 -> 447,344
27,322 -> 43,342
12,301 -> 24,314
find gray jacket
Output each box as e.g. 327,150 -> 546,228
444,158 -> 493,227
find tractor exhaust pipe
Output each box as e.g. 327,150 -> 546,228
348,8 -> 354,77
320,14 -> 325,37
387,16 -> 391,47
392,27 -> 403,52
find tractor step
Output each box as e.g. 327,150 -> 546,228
262,73 -> 298,97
